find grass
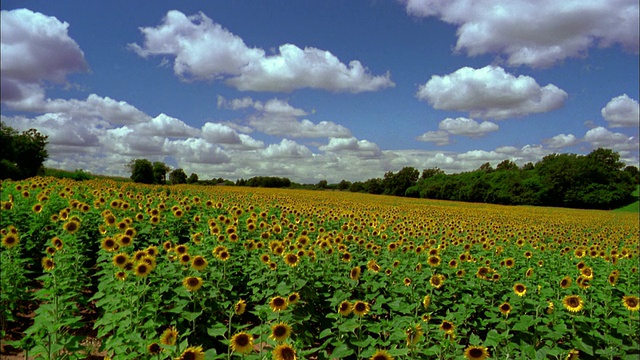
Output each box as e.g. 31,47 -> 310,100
615,185 -> 639,213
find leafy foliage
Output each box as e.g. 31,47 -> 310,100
0,124 -> 49,180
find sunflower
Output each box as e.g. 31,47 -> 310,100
559,276 -> 572,289
429,274 -> 445,289
369,349 -> 394,360
439,320 -> 455,333
147,342 -> 162,355
235,299 -> 247,315
101,237 -> 117,252
42,257 -> 55,271
118,234 -> 133,247
513,283 -> 527,297
622,295 -> 639,311
427,256 -> 441,267
403,277 -> 412,286
352,300 -> 370,317
269,296 -> 288,312
191,255 -> 208,271
288,292 -> 300,305
112,253 -> 129,268
178,346 -> 205,360
175,244 -> 188,255
63,220 -> 80,234
284,253 -> 300,267
272,343 -> 296,360
499,302 -> 511,316
463,345 -> 490,360
229,332 -> 253,354
546,301 -> 554,314
423,295 -> 431,309
115,271 -> 127,281
269,261 -> 278,270
1,233 -> 19,248
218,250 -> 230,261
566,349 -> 580,360
183,276 -> 203,292
562,295 -> 584,312
32,203 -> 43,213
405,324 -> 423,346
350,266 -> 362,281
270,322 -> 292,342
160,326 -> 178,345
46,246 -> 56,256
338,301 -> 352,316
179,253 -> 192,265
134,263 -> 152,277
607,270 -> 620,286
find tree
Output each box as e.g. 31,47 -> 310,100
316,180 -> 328,189
169,169 -> 188,184
153,161 -> 170,184
383,167 -> 420,196
128,159 -> 154,184
187,173 -> 199,184
0,124 -> 49,180
496,160 -> 518,171
421,167 -> 444,179
337,179 -> 352,190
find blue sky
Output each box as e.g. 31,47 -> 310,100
1,0 -> 638,183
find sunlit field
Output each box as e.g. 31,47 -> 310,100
1,177 -> 638,360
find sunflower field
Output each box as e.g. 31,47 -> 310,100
1,177 -> 638,360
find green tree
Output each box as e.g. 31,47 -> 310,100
421,167 -> 444,179
187,173 -> 199,184
0,124 -> 49,179
127,159 -> 154,184
383,167 -> 420,196
169,168 -> 188,184
153,161 -> 170,184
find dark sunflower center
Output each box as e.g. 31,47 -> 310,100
469,348 -> 483,357
236,335 -> 249,346
194,258 -> 205,266
373,355 -> 387,360
340,303 -> 349,311
516,285 -> 525,292
188,278 -> 199,286
442,322 -> 452,330
568,298 -> 579,307
355,303 -> 366,311
280,348 -> 295,360
183,351 -> 195,360
627,298 -> 638,307
274,326 -> 287,336
501,304 -> 510,311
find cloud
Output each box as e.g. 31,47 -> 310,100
5,93 -> 152,126
201,122 -> 264,149
601,94 -> 640,128
584,126 -> 638,151
164,138 -> 230,164
543,133 -> 579,149
131,10 -> 394,93
260,139 -> 313,159
134,113 -> 199,137
403,0 -> 639,68
319,137 -> 382,158
219,96 -> 352,138
416,130 -> 450,146
438,117 -> 498,137
1,9 -> 89,104
417,66 -> 567,119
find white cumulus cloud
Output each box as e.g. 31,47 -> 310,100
438,117 -> 498,137
601,94 -> 639,128
403,0 -> 639,68
416,130 -> 450,146
543,134 -> 580,149
417,65 -> 567,119
130,10 -> 394,93
584,126 -> 638,151
1,9 -> 89,104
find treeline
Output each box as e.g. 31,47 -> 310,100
126,148 -> 638,209
348,148 -> 637,210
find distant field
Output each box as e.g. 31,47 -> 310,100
2,177 -> 638,359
